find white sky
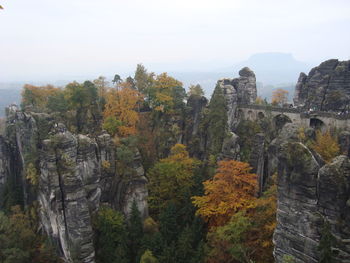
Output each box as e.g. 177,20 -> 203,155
0,0 -> 350,81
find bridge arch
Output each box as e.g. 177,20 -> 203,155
258,111 -> 265,120
237,109 -> 244,120
310,118 -> 325,131
273,114 -> 292,130
247,110 -> 254,121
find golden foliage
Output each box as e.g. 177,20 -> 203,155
148,144 -> 200,211
205,179 -> 277,263
103,87 -> 143,137
26,163 -> 38,186
192,160 -> 258,227
21,84 -> 61,110
271,88 -> 288,106
311,130 -> 340,163
152,73 -> 182,112
255,96 -> 264,105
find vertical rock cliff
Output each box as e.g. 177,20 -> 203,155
0,105 -> 148,262
294,59 -> 350,111
218,67 -> 257,130
273,125 -> 350,262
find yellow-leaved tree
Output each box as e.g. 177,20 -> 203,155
148,144 -> 200,212
103,87 -> 143,137
151,73 -> 183,112
271,88 -> 288,106
192,160 -> 258,227
21,84 -> 61,110
311,130 -> 340,163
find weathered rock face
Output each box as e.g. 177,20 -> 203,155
293,59 -> 350,111
248,133 -> 265,194
39,130 -> 96,263
0,106 -> 148,262
183,95 -> 208,158
221,131 -> 240,160
218,67 -> 257,130
0,136 -> 10,206
113,149 -> 149,220
274,141 -> 350,262
339,131 -> 350,157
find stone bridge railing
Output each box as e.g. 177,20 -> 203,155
237,104 -> 350,120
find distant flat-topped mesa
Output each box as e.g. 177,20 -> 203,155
217,67 -> 257,129
294,59 -> 350,111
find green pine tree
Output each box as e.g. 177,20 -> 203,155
206,83 -> 228,155
159,202 -> 178,245
128,200 -> 144,263
318,220 -> 335,263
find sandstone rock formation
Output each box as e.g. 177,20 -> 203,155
294,59 -> 350,111
218,67 -> 257,130
0,105 -> 148,262
273,132 -> 350,262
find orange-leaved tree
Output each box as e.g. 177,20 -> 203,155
103,87 -> 143,137
205,179 -> 276,263
192,160 -> 258,227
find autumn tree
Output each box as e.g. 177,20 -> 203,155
205,181 -> 276,263
271,88 -> 289,106
140,250 -> 159,263
188,84 -> 204,97
255,96 -> 264,105
0,206 -> 59,262
311,130 -> 340,163
103,87 -> 142,137
150,73 -> 184,113
148,144 -> 200,212
21,84 -> 61,110
192,160 -> 258,227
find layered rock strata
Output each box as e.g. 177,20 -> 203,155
294,59 -> 350,111
218,67 -> 257,130
273,126 -> 350,262
0,106 -> 148,262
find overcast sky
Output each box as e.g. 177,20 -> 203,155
0,0 -> 349,81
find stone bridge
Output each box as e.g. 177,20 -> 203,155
237,104 -> 350,130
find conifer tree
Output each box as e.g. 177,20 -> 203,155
318,220 -> 335,263
128,200 -> 144,263
207,83 -> 228,155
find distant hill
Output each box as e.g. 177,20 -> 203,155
172,53 -> 311,100
230,52 -> 310,85
0,53 -> 310,114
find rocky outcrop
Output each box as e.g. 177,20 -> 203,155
113,149 -> 149,219
248,133 -> 265,194
0,106 -> 148,262
0,136 -> 10,207
293,59 -> 350,111
218,67 -> 257,130
221,132 -> 240,160
339,131 -> 350,157
39,129 -> 96,263
184,95 -> 208,158
274,140 -> 350,262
